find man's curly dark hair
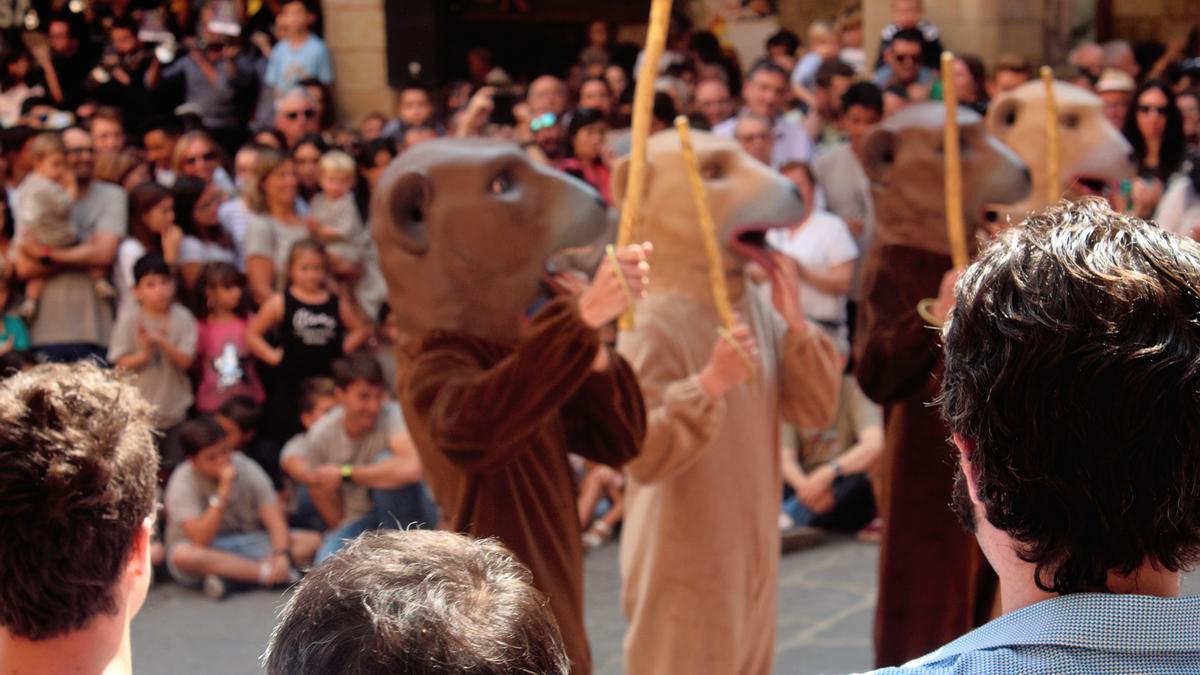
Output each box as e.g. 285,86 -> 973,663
942,199 -> 1200,594
0,363 -> 157,640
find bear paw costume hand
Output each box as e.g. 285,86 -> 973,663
579,243 -> 653,329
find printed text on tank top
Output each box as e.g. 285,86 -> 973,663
292,307 -> 338,346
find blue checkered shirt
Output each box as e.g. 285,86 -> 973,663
861,593 -> 1200,674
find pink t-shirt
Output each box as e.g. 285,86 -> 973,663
195,317 -> 265,413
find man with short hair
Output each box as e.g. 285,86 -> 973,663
265,530 -> 571,675
14,126 -> 127,363
695,78 -> 735,129
0,363 -> 158,675
815,82 -> 883,275
873,29 -> 934,99
528,75 -> 569,117
1103,39 -> 1140,80
1068,41 -> 1105,83
282,352 -> 433,562
90,107 -> 126,153
734,112 -> 774,166
714,60 -> 813,167
866,199 -> 1200,673
140,115 -> 182,186
273,87 -> 320,149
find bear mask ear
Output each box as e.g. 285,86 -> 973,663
987,96 -> 1021,140
862,128 -> 897,185
382,170 -> 433,256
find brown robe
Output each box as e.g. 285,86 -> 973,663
854,244 -> 997,668
399,296 -> 647,675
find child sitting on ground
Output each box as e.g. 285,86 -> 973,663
164,416 -> 322,600
108,254 -> 197,475
280,376 -> 338,530
14,132 -> 116,318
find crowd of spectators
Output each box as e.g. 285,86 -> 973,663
0,0 -> 1197,600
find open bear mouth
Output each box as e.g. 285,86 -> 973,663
729,225 -> 778,273
1067,175 -> 1114,198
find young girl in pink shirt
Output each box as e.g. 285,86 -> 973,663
194,262 -> 264,413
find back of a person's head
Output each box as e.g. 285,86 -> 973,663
942,198 -> 1200,594
0,363 -> 157,640
264,530 -> 571,675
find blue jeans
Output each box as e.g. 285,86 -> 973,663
314,481 -> 439,564
783,473 -> 876,531
166,531 -> 274,587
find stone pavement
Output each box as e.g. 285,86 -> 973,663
130,534 -> 1200,675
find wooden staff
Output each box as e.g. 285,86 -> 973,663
674,116 -> 756,373
1040,66 -> 1061,204
941,51 -> 968,270
615,0 -> 673,330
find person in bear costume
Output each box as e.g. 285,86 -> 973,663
615,129 -> 842,674
371,139 -> 650,675
855,102 -> 1031,667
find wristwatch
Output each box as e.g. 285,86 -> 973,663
208,494 -> 225,510
340,463 -> 354,484
829,460 -> 843,481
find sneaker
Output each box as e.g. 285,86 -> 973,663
857,517 -> 885,544
202,574 -> 227,600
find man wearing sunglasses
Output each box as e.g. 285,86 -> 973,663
273,87 -> 321,150
873,28 -> 934,98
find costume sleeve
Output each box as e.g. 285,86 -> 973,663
559,351 -> 646,469
617,317 -> 726,484
777,321 -> 841,430
853,245 -> 949,405
403,296 -> 600,473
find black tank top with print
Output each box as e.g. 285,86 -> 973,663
279,288 -> 344,380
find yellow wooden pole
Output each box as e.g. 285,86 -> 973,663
615,0 -> 673,330
1041,66 -> 1061,205
674,116 -> 756,374
941,51 -> 968,270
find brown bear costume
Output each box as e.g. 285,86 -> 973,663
371,140 -> 646,675
854,103 -> 1030,667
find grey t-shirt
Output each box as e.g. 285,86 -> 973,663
305,401 -> 407,525
108,303 -> 198,428
29,180 -> 127,347
242,213 -> 311,288
813,143 -> 876,301
164,452 -> 277,550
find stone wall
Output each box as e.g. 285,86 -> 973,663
321,0 -> 393,127
1110,0 -> 1200,44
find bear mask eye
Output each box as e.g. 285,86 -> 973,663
701,162 -> 725,180
489,173 -> 514,195
1062,113 -> 1080,129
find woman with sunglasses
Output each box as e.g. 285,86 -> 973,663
1122,79 -> 1185,218
172,130 -> 236,199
